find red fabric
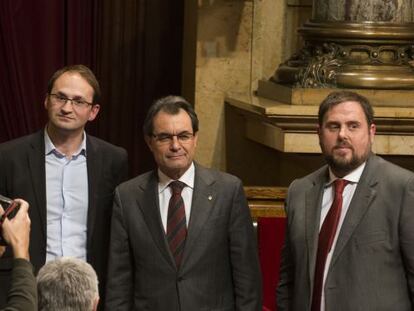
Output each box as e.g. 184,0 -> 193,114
167,181 -> 187,267
258,217 -> 287,311
0,1 -> 64,140
0,0 -> 95,142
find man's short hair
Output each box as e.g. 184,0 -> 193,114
318,91 -> 374,126
143,95 -> 199,136
46,64 -> 101,104
37,257 -> 99,311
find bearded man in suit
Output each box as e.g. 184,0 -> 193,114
277,91 -> 414,311
0,65 -> 128,309
106,95 -> 262,311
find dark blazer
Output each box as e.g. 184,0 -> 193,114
105,163 -> 262,311
277,154 -> 414,311
0,130 -> 128,308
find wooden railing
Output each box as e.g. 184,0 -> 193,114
244,186 -> 287,221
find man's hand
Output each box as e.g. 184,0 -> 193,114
0,208 -> 8,257
0,199 -> 30,260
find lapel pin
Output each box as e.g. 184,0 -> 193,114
208,195 -> 212,201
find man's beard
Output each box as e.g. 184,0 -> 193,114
323,143 -> 371,176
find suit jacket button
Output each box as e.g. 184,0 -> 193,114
177,277 -> 184,282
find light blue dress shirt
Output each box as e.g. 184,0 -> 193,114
44,131 -> 89,262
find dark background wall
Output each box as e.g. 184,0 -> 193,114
0,0 -> 185,176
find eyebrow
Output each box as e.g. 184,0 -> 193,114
155,131 -> 193,135
324,120 -> 363,129
54,91 -> 86,100
324,121 -> 340,125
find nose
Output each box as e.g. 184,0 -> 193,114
60,99 -> 74,112
169,136 -> 181,150
338,125 -> 349,139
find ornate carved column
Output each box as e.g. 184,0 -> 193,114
273,0 -> 414,89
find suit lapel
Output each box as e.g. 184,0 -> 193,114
28,131 -> 47,238
86,135 -> 101,244
330,156 -> 378,267
181,164 -> 216,269
305,168 -> 327,286
137,172 -> 176,269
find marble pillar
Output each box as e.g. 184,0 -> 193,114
313,0 -> 414,22
273,0 -> 414,89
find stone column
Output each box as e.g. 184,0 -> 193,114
273,0 -> 414,89
313,0 -> 414,22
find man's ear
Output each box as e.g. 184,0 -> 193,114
44,95 -> 49,110
92,296 -> 99,311
145,136 -> 153,151
317,124 -> 322,136
369,123 -> 376,144
88,104 -> 100,121
193,132 -> 198,147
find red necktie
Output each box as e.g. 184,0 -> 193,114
167,181 -> 187,268
311,179 -> 348,311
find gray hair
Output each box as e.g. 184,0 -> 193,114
143,95 -> 199,136
37,257 -> 99,311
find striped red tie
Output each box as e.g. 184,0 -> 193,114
311,178 -> 348,311
167,181 -> 187,268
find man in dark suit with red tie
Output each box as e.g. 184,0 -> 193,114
106,95 -> 262,311
277,91 -> 414,311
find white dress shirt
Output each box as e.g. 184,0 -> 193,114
319,162 -> 366,311
157,162 -> 195,232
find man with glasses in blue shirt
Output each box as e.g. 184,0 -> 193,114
0,65 -> 128,309
106,95 -> 261,311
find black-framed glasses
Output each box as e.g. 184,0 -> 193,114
49,93 -> 94,108
152,132 -> 195,145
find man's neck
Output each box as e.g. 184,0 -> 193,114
329,161 -> 367,181
46,124 -> 85,157
159,163 -> 193,181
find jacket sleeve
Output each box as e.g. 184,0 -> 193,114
229,179 -> 262,311
276,180 -> 296,311
399,176 -> 414,303
2,259 -> 37,311
105,188 -> 133,310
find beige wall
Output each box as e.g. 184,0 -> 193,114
183,1 -> 414,186
184,0 -> 311,170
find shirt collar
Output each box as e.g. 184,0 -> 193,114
44,128 -> 87,157
158,162 -> 195,194
327,161 -> 366,187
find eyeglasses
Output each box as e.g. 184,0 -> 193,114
49,93 -> 94,109
152,132 -> 195,145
